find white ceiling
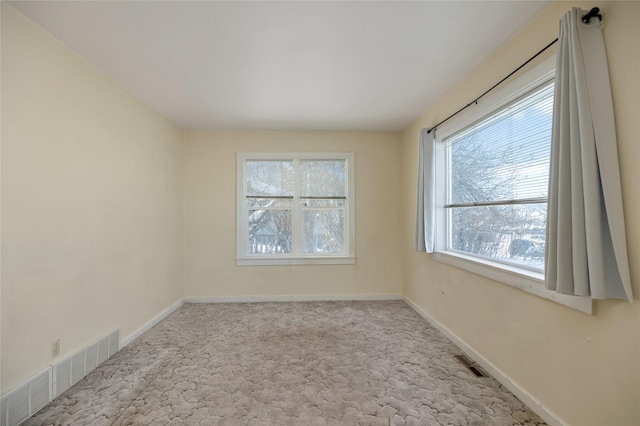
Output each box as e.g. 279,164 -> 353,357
9,1 -> 550,131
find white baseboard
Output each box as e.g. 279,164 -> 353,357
1,327 -> 119,426
2,300 -> 182,425
184,294 -> 403,304
402,296 -> 565,426
120,299 -> 184,348
5,293 -> 396,413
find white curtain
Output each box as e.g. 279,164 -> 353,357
546,8 -> 633,301
415,129 -> 436,253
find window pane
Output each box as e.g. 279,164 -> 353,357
302,209 -> 344,254
446,82 -> 554,205
248,210 -> 291,254
246,161 -> 293,197
247,198 -> 293,208
449,203 -> 546,271
300,160 -> 346,197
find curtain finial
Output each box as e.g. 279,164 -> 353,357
582,7 -> 602,24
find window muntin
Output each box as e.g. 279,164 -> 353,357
442,80 -> 554,272
238,153 -> 354,264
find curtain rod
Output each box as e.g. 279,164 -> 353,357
426,7 -> 602,135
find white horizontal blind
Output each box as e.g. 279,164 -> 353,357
443,80 -> 554,272
444,81 -> 554,207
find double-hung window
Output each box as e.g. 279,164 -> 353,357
431,56 -> 591,313
433,57 -> 556,284
237,153 -> 355,265
443,81 -> 553,272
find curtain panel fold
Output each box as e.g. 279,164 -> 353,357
546,8 -> 633,302
415,129 -> 435,253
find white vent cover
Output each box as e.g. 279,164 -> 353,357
7,387 -> 28,426
70,352 -> 86,386
1,397 -> 7,426
108,330 -> 119,358
97,338 -> 109,366
29,372 -> 50,417
85,342 -> 98,373
53,360 -> 71,398
53,328 -> 119,398
0,368 -> 51,426
1,328 -> 119,425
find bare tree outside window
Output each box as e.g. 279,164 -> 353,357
445,82 -> 553,271
246,161 -> 293,254
245,158 -> 347,256
300,160 -> 346,254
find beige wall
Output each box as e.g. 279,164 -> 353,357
185,130 -> 402,298
400,2 -> 640,425
1,5 -> 185,393
3,1 -> 639,424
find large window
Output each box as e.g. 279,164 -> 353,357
430,56 -> 591,313
433,57 -> 556,286
237,153 -> 355,265
443,81 -> 553,272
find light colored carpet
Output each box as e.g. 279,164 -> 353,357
25,301 -> 546,425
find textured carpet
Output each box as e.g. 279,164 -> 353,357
25,301 -> 546,425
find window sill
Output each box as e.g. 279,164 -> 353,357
432,251 -> 592,314
236,256 -> 356,266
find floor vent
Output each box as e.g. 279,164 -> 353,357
53,328 -> 119,398
0,368 -> 51,426
454,355 -> 485,377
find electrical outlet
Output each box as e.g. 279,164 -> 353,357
417,283 -> 423,293
51,339 -> 60,358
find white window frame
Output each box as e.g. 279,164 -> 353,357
432,55 -> 591,314
236,152 -> 355,266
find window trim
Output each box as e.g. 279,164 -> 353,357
432,55 -> 592,314
236,152 -> 355,266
